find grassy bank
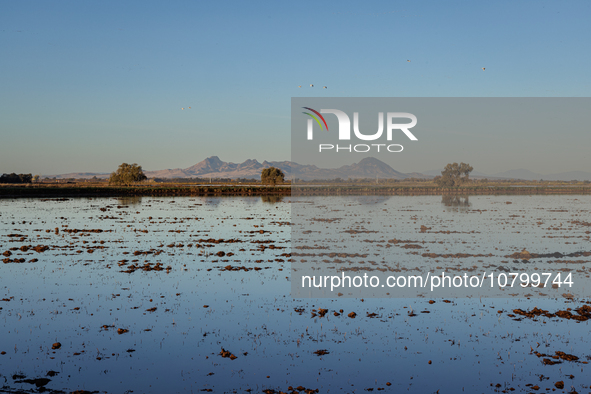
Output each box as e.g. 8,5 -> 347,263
292,185 -> 591,195
2,183 -> 591,198
0,184 -> 292,198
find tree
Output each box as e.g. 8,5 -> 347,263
435,162 -> 473,187
261,167 -> 285,186
0,173 -> 32,184
33,175 -> 40,183
109,163 -> 147,185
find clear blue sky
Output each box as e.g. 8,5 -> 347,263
1,0 -> 590,175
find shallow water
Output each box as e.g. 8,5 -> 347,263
0,196 -> 590,393
292,195 -> 591,298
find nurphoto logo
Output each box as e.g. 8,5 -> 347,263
303,107 -> 418,153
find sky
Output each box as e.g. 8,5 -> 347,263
291,98 -> 591,174
1,0 -> 590,176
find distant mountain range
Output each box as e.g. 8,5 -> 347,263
51,157 -> 429,180
47,156 -> 591,181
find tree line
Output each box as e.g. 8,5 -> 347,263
2,163 -> 473,186
0,173 -> 32,184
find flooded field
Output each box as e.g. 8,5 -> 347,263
1,196 -> 591,393
291,195 -> 591,298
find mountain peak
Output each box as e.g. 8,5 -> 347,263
185,156 -> 226,173
338,156 -> 406,179
357,157 -> 388,165
204,156 -> 223,164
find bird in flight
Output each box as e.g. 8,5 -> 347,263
310,84 -> 314,87
482,67 -> 485,71
323,86 -> 327,89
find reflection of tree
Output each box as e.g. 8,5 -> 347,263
356,196 -> 392,205
117,196 -> 142,206
261,195 -> 284,204
441,195 -> 471,211
204,197 -> 223,208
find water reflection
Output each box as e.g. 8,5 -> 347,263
261,195 -> 284,204
1,196 -> 590,394
116,196 -> 143,206
441,194 -> 471,211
